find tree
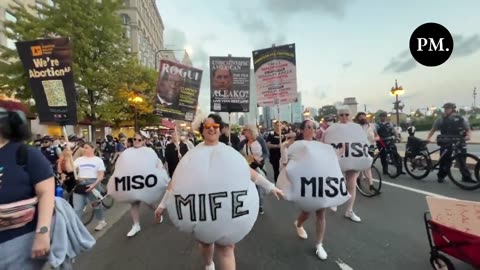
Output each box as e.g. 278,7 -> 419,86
0,0 -> 130,141
318,105 -> 337,119
112,59 -> 158,127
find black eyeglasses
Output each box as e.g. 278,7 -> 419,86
339,114 -> 350,117
43,140 -> 50,143
134,138 -> 143,142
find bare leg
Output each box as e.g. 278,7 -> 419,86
216,244 -> 236,270
198,242 -> 215,267
130,201 -> 141,225
315,209 -> 326,245
365,168 -> 374,186
296,211 -> 310,227
346,171 -> 360,212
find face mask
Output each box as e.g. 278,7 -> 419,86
67,142 -> 76,149
327,121 -> 334,126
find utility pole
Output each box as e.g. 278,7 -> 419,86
473,87 -> 477,108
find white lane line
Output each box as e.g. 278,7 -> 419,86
380,180 -> 451,198
335,258 -> 354,270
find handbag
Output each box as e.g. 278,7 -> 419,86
0,197 -> 38,232
73,184 -> 88,194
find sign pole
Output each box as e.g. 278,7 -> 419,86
227,53 -> 232,146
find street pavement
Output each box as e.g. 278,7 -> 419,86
74,160 -> 479,270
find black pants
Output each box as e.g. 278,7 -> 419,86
378,143 -> 397,172
438,146 -> 470,179
270,157 -> 280,183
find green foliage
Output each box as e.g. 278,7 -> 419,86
0,0 -> 130,129
318,105 -> 337,119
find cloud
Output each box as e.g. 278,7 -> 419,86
342,61 -> 352,69
383,33 -> 480,73
262,0 -> 352,18
452,34 -> 480,58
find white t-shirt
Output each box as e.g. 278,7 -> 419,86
74,156 -> 106,179
242,140 -> 263,161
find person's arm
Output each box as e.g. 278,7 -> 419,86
463,117 -> 472,141
426,119 -> 440,142
32,177 -> 55,258
257,136 -> 269,161
249,168 -> 283,200
26,148 -> 55,258
86,158 -> 105,192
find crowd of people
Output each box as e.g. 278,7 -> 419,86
0,97 -> 473,270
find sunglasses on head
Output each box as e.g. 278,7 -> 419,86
339,114 -> 349,117
134,138 -> 143,142
204,123 -> 220,129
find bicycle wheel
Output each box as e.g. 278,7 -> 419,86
386,151 -> 402,179
404,153 -> 432,180
448,153 -> 480,190
81,203 -> 94,226
356,166 -> 382,197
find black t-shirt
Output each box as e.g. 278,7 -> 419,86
0,143 -> 54,243
266,131 -> 285,158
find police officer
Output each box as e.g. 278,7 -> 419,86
374,111 -> 398,175
426,102 -> 473,183
40,135 -> 62,172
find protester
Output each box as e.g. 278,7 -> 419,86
73,142 -> 107,231
354,112 -> 379,193
0,99 -> 55,269
164,135 -> 189,177
238,123 -> 269,214
155,114 -> 283,270
266,121 -> 285,183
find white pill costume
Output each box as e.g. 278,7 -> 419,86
277,140 -> 350,212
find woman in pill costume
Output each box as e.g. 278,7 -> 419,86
154,114 -> 283,270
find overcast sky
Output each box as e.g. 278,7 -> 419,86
156,0 -> 480,114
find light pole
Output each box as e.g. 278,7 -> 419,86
390,79 -> 404,126
154,49 -> 188,70
128,96 -> 144,132
303,109 -> 311,120
473,87 -> 477,108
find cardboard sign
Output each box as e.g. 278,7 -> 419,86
426,196 -> 480,237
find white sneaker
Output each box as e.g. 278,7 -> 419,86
345,211 -> 361,222
205,262 -> 215,270
127,224 -> 141,237
330,206 -> 337,212
315,244 -> 328,260
294,221 -> 308,239
95,220 -> 107,231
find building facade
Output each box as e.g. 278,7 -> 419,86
119,0 -> 164,69
0,0 -> 53,53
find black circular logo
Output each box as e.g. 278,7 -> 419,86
409,23 -> 454,67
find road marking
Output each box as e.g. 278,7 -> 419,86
335,259 -> 354,270
379,180 -> 450,198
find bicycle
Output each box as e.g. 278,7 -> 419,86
404,135 -> 480,190
63,181 -> 114,225
356,164 -> 382,197
372,137 -> 403,179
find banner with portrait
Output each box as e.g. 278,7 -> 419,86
155,60 -> 202,122
252,43 -> 297,107
210,56 -> 250,113
15,38 -> 77,125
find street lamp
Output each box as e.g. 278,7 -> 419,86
390,79 -> 404,126
128,95 -> 144,133
154,49 -> 188,70
303,109 -> 311,119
